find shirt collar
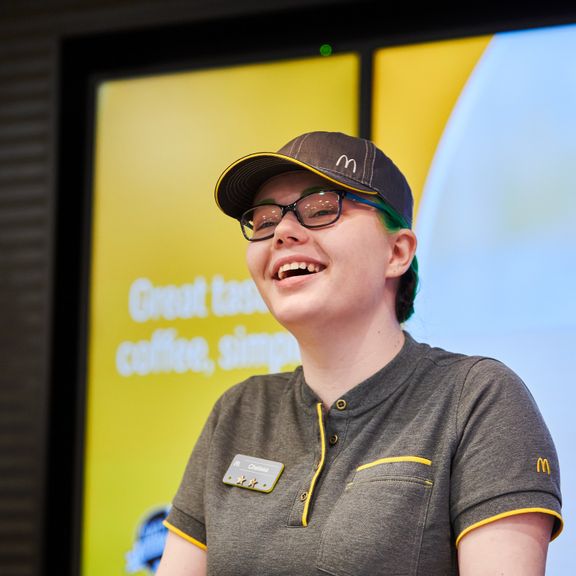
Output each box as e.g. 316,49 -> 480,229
296,331 -> 425,416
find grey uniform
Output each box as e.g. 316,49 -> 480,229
164,332 -> 563,575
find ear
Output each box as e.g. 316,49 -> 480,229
386,229 -> 417,278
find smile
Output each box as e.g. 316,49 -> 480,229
275,261 -> 324,281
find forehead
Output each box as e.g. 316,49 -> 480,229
253,171 -> 334,205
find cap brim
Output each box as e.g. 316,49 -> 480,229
214,152 -> 380,220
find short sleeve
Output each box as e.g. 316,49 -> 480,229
163,396 -> 223,549
451,358 -> 563,545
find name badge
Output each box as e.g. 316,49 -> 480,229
223,454 -> 284,493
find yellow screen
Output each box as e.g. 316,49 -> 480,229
83,53 -> 359,575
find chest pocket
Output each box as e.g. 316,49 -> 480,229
317,456 -> 433,576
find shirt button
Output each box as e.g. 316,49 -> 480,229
335,399 -> 347,411
299,491 -> 308,502
329,434 -> 339,446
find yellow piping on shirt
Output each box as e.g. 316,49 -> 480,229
455,508 -> 564,547
357,456 -> 432,471
302,402 -> 326,527
163,519 -> 208,551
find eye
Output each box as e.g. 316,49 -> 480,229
254,218 -> 277,231
301,196 -> 339,219
310,205 -> 338,218
251,206 -> 281,231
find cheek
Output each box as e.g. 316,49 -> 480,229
332,232 -> 392,288
332,220 -> 392,264
245,243 -> 266,280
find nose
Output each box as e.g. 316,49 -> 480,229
273,210 -> 308,247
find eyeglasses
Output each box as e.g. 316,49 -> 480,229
239,189 -> 386,241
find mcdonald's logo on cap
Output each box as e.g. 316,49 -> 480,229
537,457 -> 551,475
335,154 -> 357,173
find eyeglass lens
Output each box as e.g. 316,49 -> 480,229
241,191 -> 342,241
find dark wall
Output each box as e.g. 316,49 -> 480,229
0,2 -> 574,576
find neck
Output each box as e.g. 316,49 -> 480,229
293,313 -> 406,409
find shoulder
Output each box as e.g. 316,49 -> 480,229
186,368 -> 301,456
407,333 -> 527,391
212,368 -> 301,417
405,333 -> 505,395
457,356 -> 538,413
405,334 -> 542,429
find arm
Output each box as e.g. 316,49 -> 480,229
452,359 -> 562,573
156,530 -> 207,576
458,512 -> 554,575
160,394 -> 225,576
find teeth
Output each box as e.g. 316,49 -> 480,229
277,261 -> 321,280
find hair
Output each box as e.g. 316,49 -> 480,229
374,201 -> 419,324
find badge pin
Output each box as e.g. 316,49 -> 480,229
223,454 -> 285,493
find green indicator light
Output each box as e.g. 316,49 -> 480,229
319,44 -> 333,57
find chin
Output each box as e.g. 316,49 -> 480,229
267,300 -> 318,332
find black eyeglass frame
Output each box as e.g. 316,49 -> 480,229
239,189 -> 386,241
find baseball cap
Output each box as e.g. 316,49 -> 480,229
214,130 -> 414,228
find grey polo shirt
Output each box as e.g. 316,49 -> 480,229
164,333 -> 563,575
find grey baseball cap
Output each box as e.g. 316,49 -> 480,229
214,130 -> 414,227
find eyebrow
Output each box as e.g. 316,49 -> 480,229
253,186 -> 333,206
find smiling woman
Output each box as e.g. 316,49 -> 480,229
156,131 -> 563,576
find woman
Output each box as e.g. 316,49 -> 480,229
157,131 -> 562,575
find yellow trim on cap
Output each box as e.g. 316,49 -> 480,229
455,508 -> 564,547
302,402 -> 326,527
163,519 -> 207,551
357,455 -> 432,471
214,151 -> 378,214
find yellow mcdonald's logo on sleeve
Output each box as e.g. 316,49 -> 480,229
536,457 -> 551,475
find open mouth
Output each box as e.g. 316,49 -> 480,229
275,261 -> 325,281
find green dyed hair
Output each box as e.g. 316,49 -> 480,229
373,200 -> 419,324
